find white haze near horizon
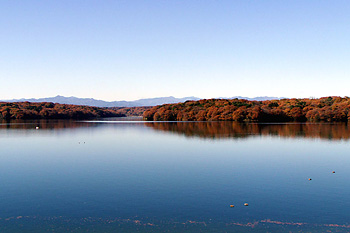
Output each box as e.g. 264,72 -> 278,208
1,1 -> 349,101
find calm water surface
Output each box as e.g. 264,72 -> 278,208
1,119 -> 350,232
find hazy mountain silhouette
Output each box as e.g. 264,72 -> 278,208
229,96 -> 285,101
3,95 -> 200,107
3,95 -> 284,107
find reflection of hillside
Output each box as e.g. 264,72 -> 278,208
0,119 -> 94,130
145,122 -> 350,140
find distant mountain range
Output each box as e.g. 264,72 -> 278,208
229,96 -> 285,101
2,95 -> 284,107
3,95 -> 200,107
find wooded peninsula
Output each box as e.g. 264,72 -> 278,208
143,97 -> 350,122
0,102 -> 123,120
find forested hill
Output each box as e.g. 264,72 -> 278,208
0,102 -> 124,120
110,106 -> 152,117
143,97 -> 350,122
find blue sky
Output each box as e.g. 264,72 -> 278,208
1,0 -> 349,101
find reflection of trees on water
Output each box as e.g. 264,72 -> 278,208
2,120 -> 350,140
0,119 -> 95,130
145,122 -> 350,140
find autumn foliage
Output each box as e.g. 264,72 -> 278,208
143,97 -> 350,122
0,102 -> 124,120
111,106 -> 152,117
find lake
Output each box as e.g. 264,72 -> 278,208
1,119 -> 350,232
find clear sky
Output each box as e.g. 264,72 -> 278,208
1,0 -> 349,101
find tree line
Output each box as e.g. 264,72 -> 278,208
111,106 -> 151,117
0,102 -> 124,120
143,97 -> 350,122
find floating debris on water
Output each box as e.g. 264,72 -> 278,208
230,205 -> 234,208
244,203 -> 249,206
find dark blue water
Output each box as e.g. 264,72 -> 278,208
1,119 -> 350,232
